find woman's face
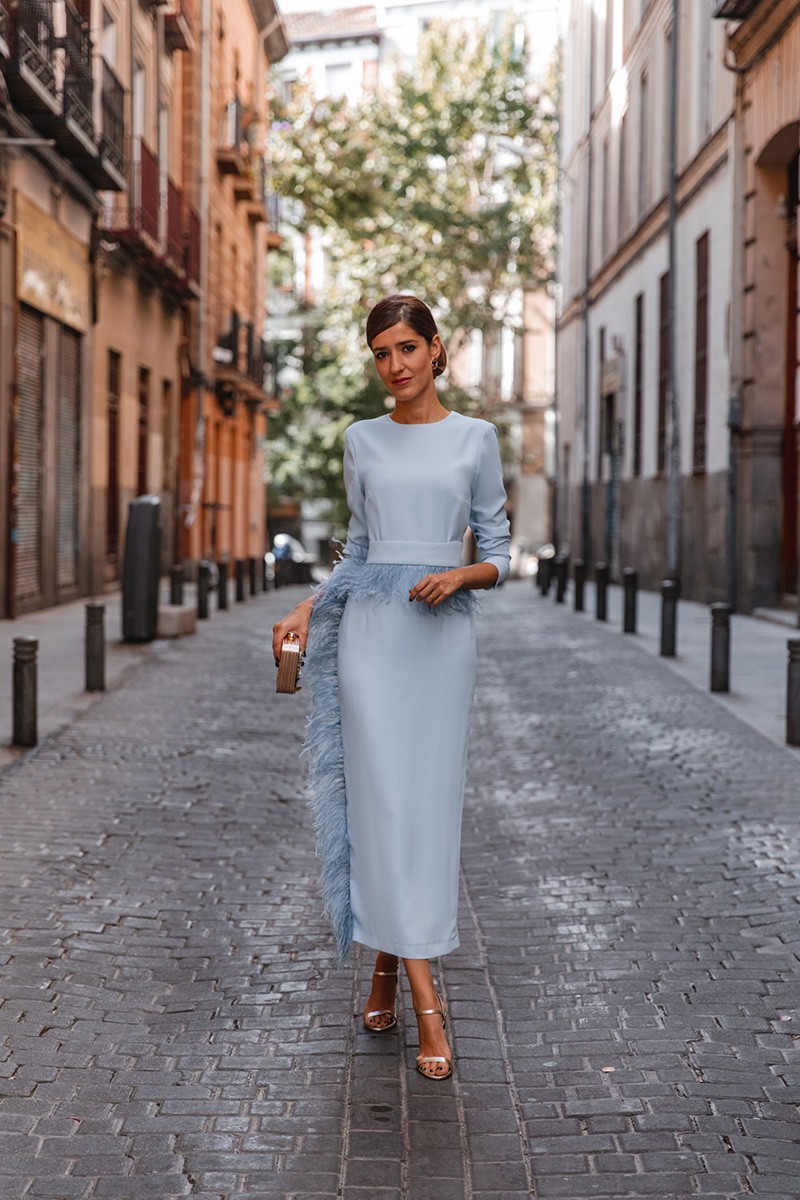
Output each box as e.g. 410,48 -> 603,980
370,321 -> 441,404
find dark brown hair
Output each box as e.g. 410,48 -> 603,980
365,295 -> 448,378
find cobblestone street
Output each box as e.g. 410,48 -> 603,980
1,581 -> 800,1199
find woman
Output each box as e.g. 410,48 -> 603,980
272,295 -> 510,1080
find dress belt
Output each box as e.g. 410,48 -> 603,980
365,539 -> 464,567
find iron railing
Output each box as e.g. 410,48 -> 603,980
100,61 -> 125,173
14,0 -> 57,98
166,178 -> 184,266
132,139 -> 159,242
186,206 -> 201,285
62,0 -> 93,139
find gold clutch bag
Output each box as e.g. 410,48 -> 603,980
276,632 -> 303,694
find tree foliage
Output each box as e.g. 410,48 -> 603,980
266,17 -> 558,522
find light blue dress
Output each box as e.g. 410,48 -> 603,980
304,411 -> 510,961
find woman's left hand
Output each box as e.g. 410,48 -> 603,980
409,569 -> 464,608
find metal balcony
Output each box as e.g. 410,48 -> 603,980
6,0 -> 59,117
0,1 -> 10,59
185,206 -> 201,295
103,139 -> 159,256
217,96 -> 254,179
165,178 -> 184,270
39,0 -> 96,160
713,0 -> 762,16
164,0 -> 193,52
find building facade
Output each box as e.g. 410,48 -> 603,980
557,0 -> 736,599
716,0 -> 800,610
558,0 -> 800,613
1,0 -> 105,615
0,0 -> 288,616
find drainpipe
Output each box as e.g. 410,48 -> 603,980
192,0 -> 211,553
665,0 -> 682,583
580,2 -> 596,567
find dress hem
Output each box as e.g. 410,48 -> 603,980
353,927 -> 460,959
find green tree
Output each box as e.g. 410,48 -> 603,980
266,16 -> 557,522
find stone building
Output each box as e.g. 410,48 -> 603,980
557,0 -> 800,613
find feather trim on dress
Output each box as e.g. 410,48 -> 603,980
303,556 -> 478,963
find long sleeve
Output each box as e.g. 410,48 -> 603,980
341,427 -> 369,564
470,423 -> 511,584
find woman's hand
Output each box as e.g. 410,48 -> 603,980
272,598 -> 314,664
409,570 -> 465,608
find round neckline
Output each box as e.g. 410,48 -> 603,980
385,411 -> 454,427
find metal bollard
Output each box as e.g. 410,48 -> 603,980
623,569 -> 638,634
197,560 -> 211,619
710,603 -> 731,693
85,603 -> 106,693
249,555 -> 258,596
170,564 -> 185,606
555,554 -> 568,604
12,637 -> 38,747
787,640 -> 800,746
595,562 -> 609,621
539,556 -> 553,596
235,558 -> 246,602
217,559 -> 229,610
262,555 -> 269,592
660,579 -> 678,657
574,560 -> 586,613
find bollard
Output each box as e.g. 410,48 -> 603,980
555,554 -> 568,604
787,640 -> 800,746
710,603 -> 731,693
538,557 -> 553,596
12,637 -> 38,747
623,569 -> 638,635
262,555 -> 269,592
235,558 -> 246,602
85,603 -> 106,693
249,555 -> 258,597
595,563 -> 609,621
217,559 -> 229,610
660,579 -> 679,657
197,560 -> 211,620
170,564 -> 184,606
574,560 -> 586,613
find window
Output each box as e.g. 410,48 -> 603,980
693,232 -> 710,472
619,111 -> 629,240
657,272 -> 669,474
633,294 -> 644,476
638,70 -> 649,217
324,62 -> 351,100
597,326 -> 606,478
107,350 -> 121,560
137,366 -> 150,497
601,137 -> 611,259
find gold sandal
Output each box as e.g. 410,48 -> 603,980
414,993 -> 452,1080
363,969 -> 399,1033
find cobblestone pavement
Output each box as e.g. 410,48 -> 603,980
1,581 -> 800,1200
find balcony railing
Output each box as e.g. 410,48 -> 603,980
60,0 -> 94,147
164,0 -> 193,52
100,61 -> 125,176
186,206 -> 201,290
713,0 -> 761,15
0,1 -> 10,57
166,178 -> 184,267
133,140 -> 160,242
7,0 -> 59,113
